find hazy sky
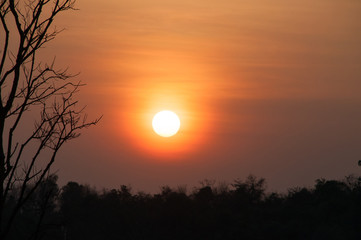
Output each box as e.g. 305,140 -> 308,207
39,0 -> 361,192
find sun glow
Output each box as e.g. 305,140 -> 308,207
152,110 -> 180,137
114,53 -> 213,159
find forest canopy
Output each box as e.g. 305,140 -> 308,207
4,174 -> 361,240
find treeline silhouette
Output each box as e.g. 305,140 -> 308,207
4,174 -> 361,240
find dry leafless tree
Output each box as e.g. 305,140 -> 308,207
0,0 -> 100,238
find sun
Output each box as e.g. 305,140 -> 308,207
152,110 -> 181,137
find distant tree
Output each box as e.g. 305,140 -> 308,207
232,174 -> 266,204
49,176 -> 361,240
0,1 -> 99,239
5,174 -> 61,240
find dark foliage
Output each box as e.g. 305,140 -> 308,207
5,174 -> 361,240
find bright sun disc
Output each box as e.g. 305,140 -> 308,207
152,110 -> 180,137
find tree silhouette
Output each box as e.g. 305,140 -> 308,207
0,1 -> 99,238
5,174 -> 357,240
5,174 -> 61,240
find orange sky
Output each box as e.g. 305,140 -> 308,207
39,0 -> 361,192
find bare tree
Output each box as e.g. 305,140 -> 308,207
0,0 -> 99,238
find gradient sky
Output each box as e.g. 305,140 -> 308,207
39,0 -> 361,193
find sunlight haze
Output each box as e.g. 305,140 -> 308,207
41,0 -> 361,193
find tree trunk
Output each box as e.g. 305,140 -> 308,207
0,114 -> 6,236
